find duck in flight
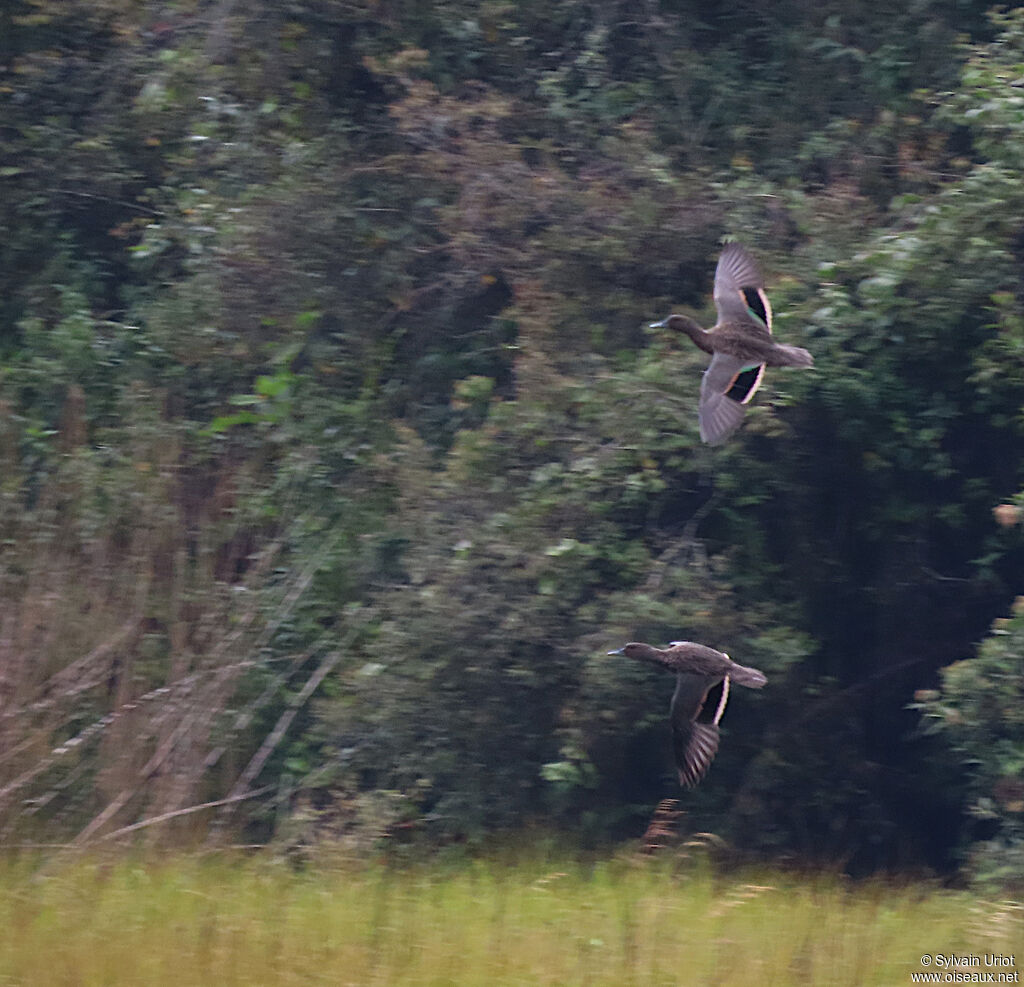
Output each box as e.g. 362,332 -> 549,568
608,640 -> 767,787
651,243 -> 813,445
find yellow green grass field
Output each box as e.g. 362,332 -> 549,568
0,850 -> 1020,986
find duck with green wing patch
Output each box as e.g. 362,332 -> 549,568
652,243 -> 813,445
609,641 -> 767,787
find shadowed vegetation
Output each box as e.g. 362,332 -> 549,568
5,0 -> 1024,888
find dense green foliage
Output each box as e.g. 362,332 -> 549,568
920,598 -> 1024,887
4,0 -> 1024,881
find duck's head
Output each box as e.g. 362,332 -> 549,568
607,643 -> 654,661
649,314 -> 703,334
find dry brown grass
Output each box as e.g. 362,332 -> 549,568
0,404 -> 301,846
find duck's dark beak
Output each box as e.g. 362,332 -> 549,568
607,647 -> 625,656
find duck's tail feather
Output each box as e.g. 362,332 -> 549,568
773,343 -> 814,368
728,662 -> 767,688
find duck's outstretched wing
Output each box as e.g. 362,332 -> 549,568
714,243 -> 772,330
670,673 -> 726,787
700,352 -> 762,445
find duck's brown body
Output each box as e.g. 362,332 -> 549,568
667,315 -> 813,370
609,641 -> 767,787
652,243 -> 813,444
623,641 -> 768,686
